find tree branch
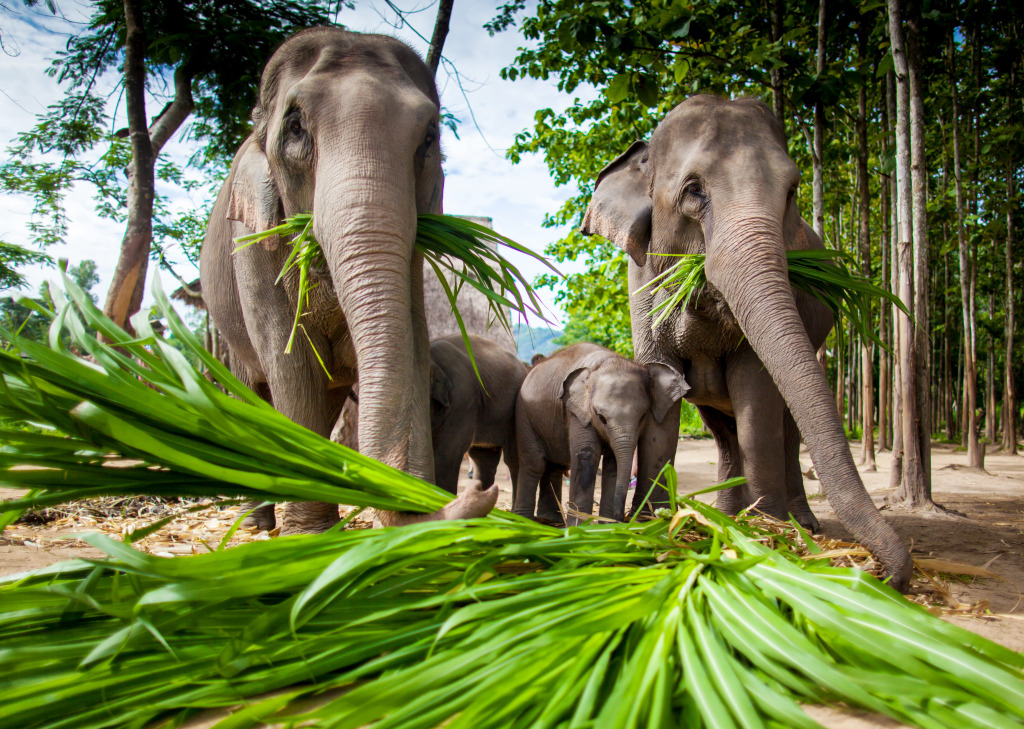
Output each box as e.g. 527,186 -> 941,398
149,63 -> 194,156
425,0 -> 453,77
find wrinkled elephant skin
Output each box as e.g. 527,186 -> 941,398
514,344 -> 687,525
429,334 -> 529,496
581,95 -> 912,591
200,28 -> 491,532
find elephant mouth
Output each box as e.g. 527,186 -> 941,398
651,280 -> 742,348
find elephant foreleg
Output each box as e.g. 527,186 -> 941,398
536,466 -> 565,524
726,348 -> 787,520
597,451 -> 620,520
698,405 -> 744,517
513,421 -> 546,518
632,399 -> 682,516
784,408 -> 819,532
566,424 -> 601,526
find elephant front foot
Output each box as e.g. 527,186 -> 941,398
279,501 -> 341,535
788,503 -> 820,533
240,501 -> 277,531
376,480 -> 498,526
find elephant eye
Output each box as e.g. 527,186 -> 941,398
598,413 -> 608,425
422,127 -> 437,149
683,180 -> 705,199
286,114 -> 304,136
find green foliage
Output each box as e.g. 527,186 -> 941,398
0,242 -> 51,291
2,275 -> 1024,728
490,0 -> 822,352
679,400 -> 708,438
1,260 -> 99,347
1,1 -> 336,293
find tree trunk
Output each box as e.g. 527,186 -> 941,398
904,0 -> 931,497
770,0 -> 786,133
879,78 -> 891,452
889,0 -> 929,507
425,0 -> 454,76
887,67 -> 903,488
944,248 -> 954,440
102,0 -> 194,333
1004,159 -> 1018,453
986,292 -> 997,443
949,29 -> 984,469
812,0 -> 827,239
857,28 -> 875,470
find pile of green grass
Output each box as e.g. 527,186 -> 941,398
0,279 -> 1021,729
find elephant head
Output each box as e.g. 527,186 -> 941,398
217,28 -> 495,524
582,96 -> 911,589
563,359 -> 687,520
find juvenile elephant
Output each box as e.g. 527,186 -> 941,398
200,28 -> 496,533
514,344 -> 687,524
429,334 -> 528,495
581,95 -> 911,590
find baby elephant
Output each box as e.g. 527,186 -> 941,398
514,343 -> 688,524
430,334 -> 528,495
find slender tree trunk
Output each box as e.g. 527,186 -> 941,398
857,28 -> 875,470
887,68 -> 903,487
944,249 -> 954,440
986,293 -> 997,443
1004,158 -> 1018,453
102,0 -> 153,334
904,0 -> 931,498
889,0 -> 929,506
949,30 -> 984,469
813,0 -> 827,239
425,0 -> 454,76
102,0 -> 194,333
770,0 -> 786,133
879,80 -> 892,453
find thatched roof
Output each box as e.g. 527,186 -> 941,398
421,215 -> 517,353
171,279 -> 205,310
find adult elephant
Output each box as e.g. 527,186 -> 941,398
201,27 -> 496,533
581,95 -> 911,591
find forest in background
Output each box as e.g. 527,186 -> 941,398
490,0 -> 1022,502
1,0 -> 1020,506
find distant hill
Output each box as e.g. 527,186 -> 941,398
512,323 -> 563,362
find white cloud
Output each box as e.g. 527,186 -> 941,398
1,1 -> 598,324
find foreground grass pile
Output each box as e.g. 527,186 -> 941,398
0,279 -> 1022,729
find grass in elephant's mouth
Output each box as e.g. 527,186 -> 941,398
0,279 -> 1021,729
234,213 -> 560,381
639,248 -> 910,349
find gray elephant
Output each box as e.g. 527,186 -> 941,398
200,28 -> 496,534
429,334 -> 528,495
514,344 -> 687,525
581,95 -> 911,590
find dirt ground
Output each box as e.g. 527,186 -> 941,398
2,438 -> 1022,728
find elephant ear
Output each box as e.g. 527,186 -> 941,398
226,139 -> 283,249
561,367 -> 592,426
647,362 -> 689,424
581,141 -> 652,267
430,361 -> 452,409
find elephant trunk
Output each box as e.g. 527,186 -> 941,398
705,213 -> 912,591
315,124 -> 494,524
610,435 -> 638,522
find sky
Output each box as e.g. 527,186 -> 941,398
0,0 -> 592,325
